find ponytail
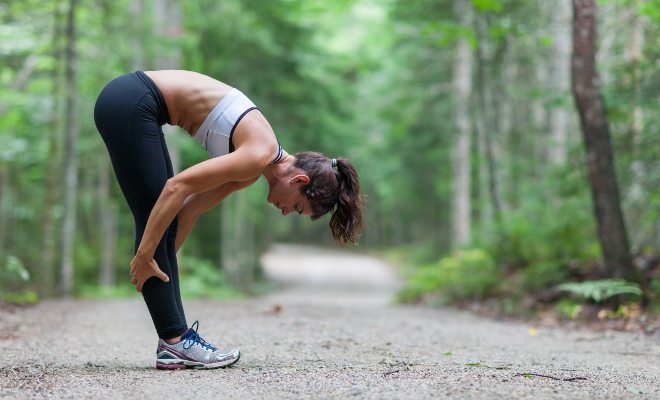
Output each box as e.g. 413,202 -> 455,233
330,158 -> 364,244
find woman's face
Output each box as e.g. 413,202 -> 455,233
266,174 -> 313,216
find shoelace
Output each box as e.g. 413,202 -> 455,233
182,321 -> 217,351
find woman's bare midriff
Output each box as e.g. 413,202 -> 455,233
144,70 -> 233,136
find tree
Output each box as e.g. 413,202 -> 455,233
42,0 -> 64,295
571,0 -> 634,279
473,9 -> 502,228
451,0 -> 473,249
59,0 -> 79,296
547,0 -> 572,165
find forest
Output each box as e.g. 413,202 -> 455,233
1,0 -> 658,320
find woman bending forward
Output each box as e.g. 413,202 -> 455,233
94,70 -> 363,369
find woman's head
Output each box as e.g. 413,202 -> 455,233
292,151 -> 364,244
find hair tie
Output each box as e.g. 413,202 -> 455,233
331,158 -> 337,168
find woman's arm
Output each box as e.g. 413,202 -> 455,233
175,177 -> 259,252
130,147 -> 269,291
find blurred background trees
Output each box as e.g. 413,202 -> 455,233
0,0 -> 657,311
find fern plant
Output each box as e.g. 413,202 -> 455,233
557,279 -> 642,303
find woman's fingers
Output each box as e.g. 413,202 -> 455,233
149,259 -> 170,283
155,270 -> 170,283
130,258 -> 170,293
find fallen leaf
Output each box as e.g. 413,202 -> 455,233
263,304 -> 283,315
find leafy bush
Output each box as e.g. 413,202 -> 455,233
0,255 -> 38,304
477,170 -> 600,272
79,284 -> 138,299
398,249 -> 499,303
382,240 -> 444,273
521,261 -> 570,292
179,256 -> 244,300
78,256 -> 247,300
648,278 -> 660,293
1,255 -> 30,285
557,279 -> 642,303
490,207 -> 599,269
555,298 -> 582,319
649,278 -> 660,312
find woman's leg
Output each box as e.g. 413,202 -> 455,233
161,137 -> 187,326
95,73 -> 187,339
132,131 -> 187,338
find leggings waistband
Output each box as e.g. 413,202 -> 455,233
135,71 -> 171,126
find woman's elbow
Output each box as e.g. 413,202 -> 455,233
163,177 -> 191,200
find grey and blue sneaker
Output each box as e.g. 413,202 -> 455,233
156,321 -> 240,370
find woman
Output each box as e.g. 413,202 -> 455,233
94,70 -> 364,370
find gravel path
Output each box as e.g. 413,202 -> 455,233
1,244 -> 658,399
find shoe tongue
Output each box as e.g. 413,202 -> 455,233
180,327 -> 195,340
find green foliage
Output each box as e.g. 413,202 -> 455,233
478,161 -> 600,272
78,284 -> 138,299
649,279 -> 660,312
1,255 -> 30,283
557,279 -> 643,303
398,249 -> 499,303
471,0 -> 503,13
521,262 -> 570,292
179,256 -> 244,300
554,298 -> 582,320
0,255 -> 38,304
1,290 -> 39,305
382,241 -> 444,269
651,278 -> 660,295
639,2 -> 660,22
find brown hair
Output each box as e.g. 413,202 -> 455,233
293,152 -> 364,244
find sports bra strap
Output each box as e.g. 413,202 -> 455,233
270,144 -> 283,164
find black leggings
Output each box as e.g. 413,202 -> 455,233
94,71 -> 187,339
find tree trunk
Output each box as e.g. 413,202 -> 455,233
0,168 -> 5,256
548,0 -> 572,165
42,0 -> 64,296
571,0 -> 634,279
221,192 -> 255,291
131,0 -> 145,69
59,0 -> 79,296
625,6 -> 645,250
497,40 -> 514,213
451,0 -> 473,249
98,161 -> 117,287
474,13 -> 502,228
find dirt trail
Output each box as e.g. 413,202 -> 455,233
0,244 -> 658,399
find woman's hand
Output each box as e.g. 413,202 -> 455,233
130,253 -> 170,292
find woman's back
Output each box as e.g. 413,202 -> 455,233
144,70 -> 233,135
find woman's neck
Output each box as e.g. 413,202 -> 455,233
262,152 -> 294,183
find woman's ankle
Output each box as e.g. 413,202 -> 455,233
165,335 -> 182,345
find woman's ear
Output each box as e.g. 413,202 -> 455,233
290,174 -> 310,185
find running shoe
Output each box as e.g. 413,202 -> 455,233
156,321 -> 240,370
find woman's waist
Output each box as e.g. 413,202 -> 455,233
134,71 -> 171,126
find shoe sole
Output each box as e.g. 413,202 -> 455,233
156,353 -> 241,370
